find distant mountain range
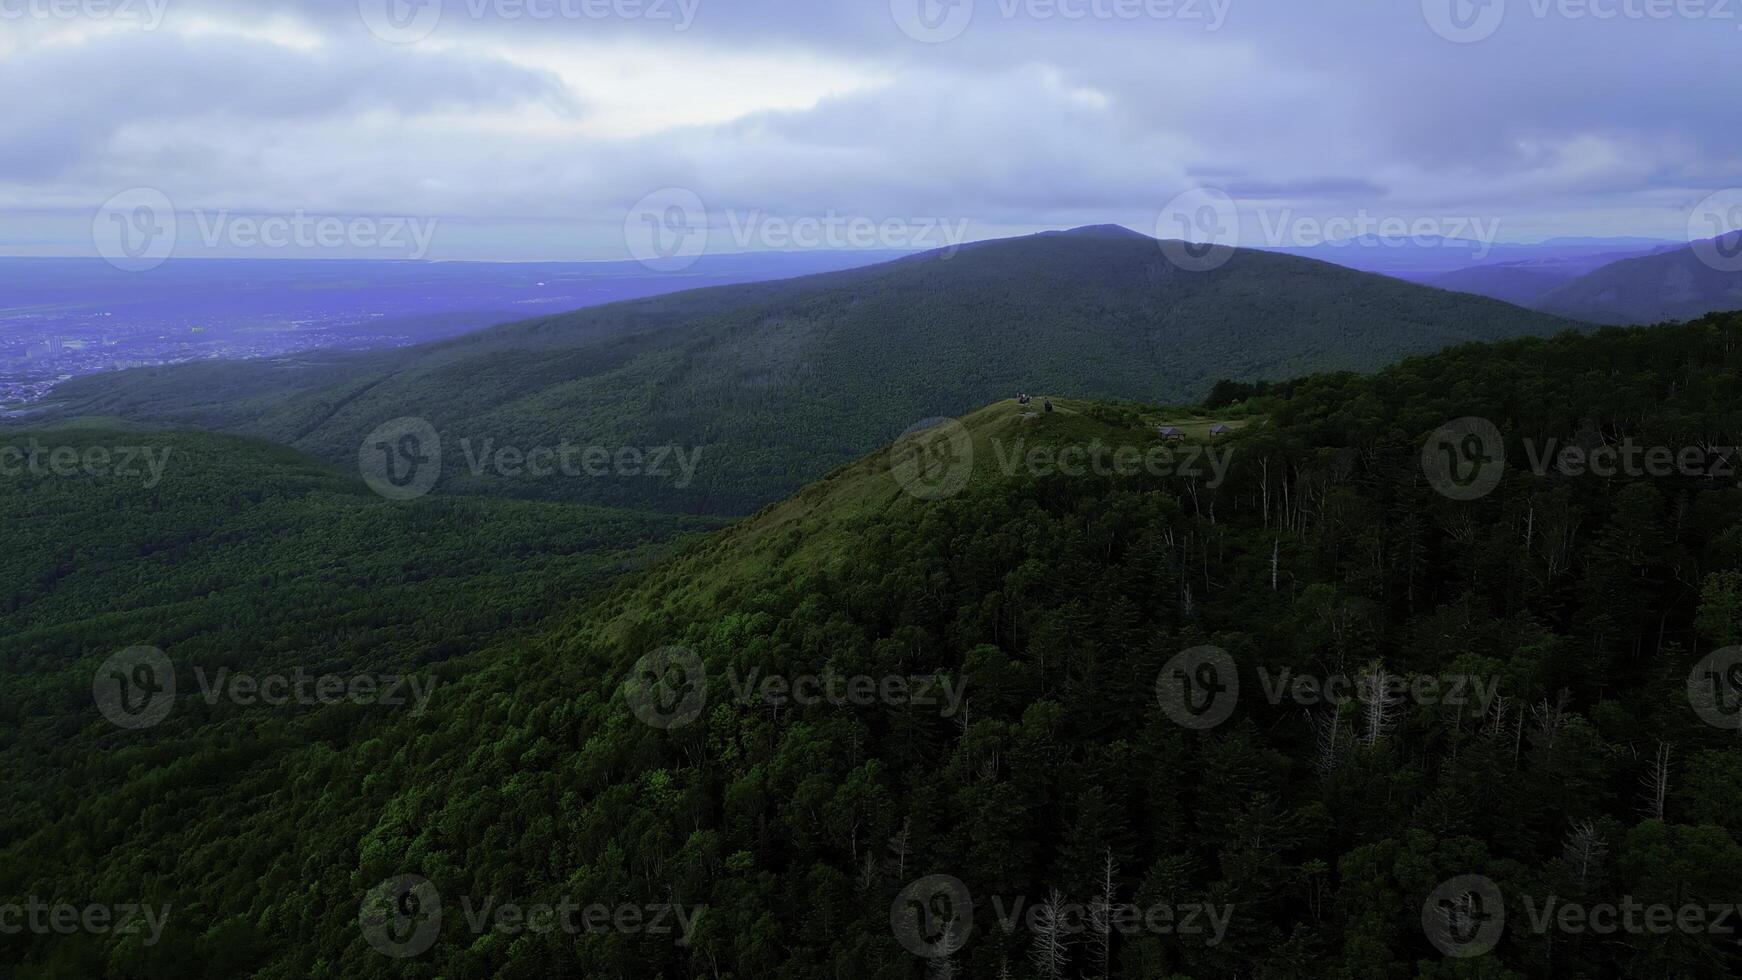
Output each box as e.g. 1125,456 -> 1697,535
29,225 -> 1576,514
1262,235 -> 1679,279
1532,232 -> 1742,324
1274,233 -> 1742,324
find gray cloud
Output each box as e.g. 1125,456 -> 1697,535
1,0 -> 1737,258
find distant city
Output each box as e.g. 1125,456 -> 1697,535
0,252 -> 906,417
0,309 -> 431,412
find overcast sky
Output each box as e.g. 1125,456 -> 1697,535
2,0 -> 1739,261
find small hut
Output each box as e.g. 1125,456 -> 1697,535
1157,426 -> 1185,441
1209,424 -> 1233,438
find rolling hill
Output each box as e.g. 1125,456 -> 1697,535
6,313 -> 1742,978
28,226 -> 1579,514
1533,232 -> 1742,325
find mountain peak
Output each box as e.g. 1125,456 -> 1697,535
1053,223 -> 1152,241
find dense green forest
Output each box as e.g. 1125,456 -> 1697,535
5,313 -> 1742,977
32,228 -> 1576,514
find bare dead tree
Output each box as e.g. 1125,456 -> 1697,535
1357,661 -> 1401,747
1561,820 -> 1608,889
1088,851 -> 1120,980
1529,690 -> 1572,755
1028,888 -> 1070,980
1639,741 -> 1671,821
887,818 -> 911,880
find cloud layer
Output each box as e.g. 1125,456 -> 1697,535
2,0 -> 1739,259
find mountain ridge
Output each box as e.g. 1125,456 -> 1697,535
28,229 -> 1580,514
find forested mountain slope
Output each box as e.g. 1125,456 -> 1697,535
33,227 -> 1578,514
5,313 -> 1742,978
1537,233 -> 1742,325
